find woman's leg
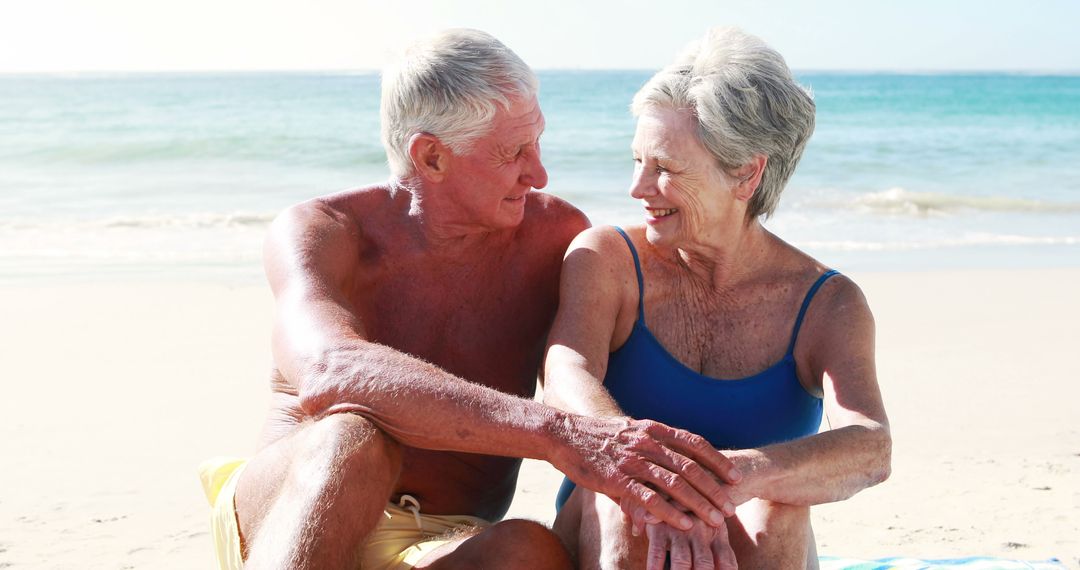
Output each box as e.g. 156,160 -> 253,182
553,486 -> 649,570
727,499 -> 815,570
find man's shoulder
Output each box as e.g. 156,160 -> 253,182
298,184 -> 394,218
274,184 -> 396,234
521,192 -> 590,244
265,184 -> 399,274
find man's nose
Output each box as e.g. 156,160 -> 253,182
521,151 -> 548,190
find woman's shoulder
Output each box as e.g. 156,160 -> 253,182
763,236 -> 873,335
768,234 -> 864,303
555,225 -> 644,339
566,224 -> 644,257
561,225 -> 645,296
781,260 -> 873,355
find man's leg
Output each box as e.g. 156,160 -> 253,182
416,519 -> 573,570
235,413 -> 402,570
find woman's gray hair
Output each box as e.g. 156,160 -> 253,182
632,27 -> 815,219
380,29 -> 539,178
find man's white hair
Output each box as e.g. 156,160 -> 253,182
380,29 -> 539,178
632,27 -> 816,219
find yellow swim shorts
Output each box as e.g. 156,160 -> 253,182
198,457 -> 490,570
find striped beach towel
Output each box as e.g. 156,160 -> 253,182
818,556 -> 1066,569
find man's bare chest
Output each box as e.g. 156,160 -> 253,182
352,262 -> 557,387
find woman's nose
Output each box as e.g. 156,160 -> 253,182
628,167 -> 655,199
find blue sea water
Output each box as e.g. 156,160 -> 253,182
1,71 -> 1078,282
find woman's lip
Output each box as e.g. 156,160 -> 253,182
645,207 -> 678,218
643,211 -> 678,226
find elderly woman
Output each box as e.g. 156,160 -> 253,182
544,28 -> 891,570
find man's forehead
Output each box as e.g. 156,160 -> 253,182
504,95 -> 542,120
495,96 -> 545,135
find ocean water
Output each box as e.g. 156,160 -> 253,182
1,71 -> 1079,283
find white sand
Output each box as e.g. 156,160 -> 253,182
1,269 -> 1077,568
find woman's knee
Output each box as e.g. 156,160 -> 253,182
729,500 -> 811,568
551,486 -> 585,560
577,489 -> 646,569
739,500 -> 809,542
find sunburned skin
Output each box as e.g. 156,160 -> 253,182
259,186 -> 578,520
235,88 -> 748,570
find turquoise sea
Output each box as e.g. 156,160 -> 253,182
1,71 -> 1079,282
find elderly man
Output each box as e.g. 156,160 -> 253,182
199,29 -> 741,570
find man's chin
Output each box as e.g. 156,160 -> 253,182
495,198 -> 528,227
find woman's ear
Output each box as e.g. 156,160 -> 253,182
732,154 -> 768,203
408,133 -> 450,183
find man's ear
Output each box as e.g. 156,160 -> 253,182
408,133 -> 450,183
732,154 -> 768,203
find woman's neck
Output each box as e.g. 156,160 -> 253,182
671,220 -> 772,291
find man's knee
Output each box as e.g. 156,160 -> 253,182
494,520 -> 572,570
298,413 -> 401,476
464,519 -> 572,570
236,414 -> 401,541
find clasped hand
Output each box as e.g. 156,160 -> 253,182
618,480 -> 740,570
560,416 -> 740,530
643,516 -> 738,570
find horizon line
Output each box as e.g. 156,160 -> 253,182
3,67 -> 1080,77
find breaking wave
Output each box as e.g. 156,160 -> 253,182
849,187 -> 1080,216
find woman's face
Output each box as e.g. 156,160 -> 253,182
629,106 -> 739,249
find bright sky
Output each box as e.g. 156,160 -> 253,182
3,0 -> 1079,73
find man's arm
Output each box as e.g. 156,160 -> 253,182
266,199 -> 553,454
265,202 -> 738,530
725,277 -> 892,506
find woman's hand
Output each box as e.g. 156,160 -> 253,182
645,517 -> 738,570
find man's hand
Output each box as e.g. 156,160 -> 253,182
645,518 -> 738,570
551,414 -> 741,532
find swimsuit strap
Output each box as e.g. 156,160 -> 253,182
612,226 -> 646,323
786,269 -> 840,357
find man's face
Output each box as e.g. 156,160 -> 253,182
445,95 -> 548,230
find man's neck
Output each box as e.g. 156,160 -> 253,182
393,177 -> 510,256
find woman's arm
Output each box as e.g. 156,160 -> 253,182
543,227 -> 635,417
547,227 -> 741,569
544,227 -> 742,523
728,276 -> 892,506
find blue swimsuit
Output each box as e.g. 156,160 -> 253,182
556,227 -> 835,509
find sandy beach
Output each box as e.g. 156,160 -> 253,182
1,268 -> 1077,569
